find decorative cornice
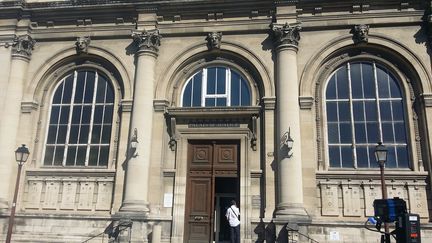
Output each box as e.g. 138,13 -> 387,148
271,22 -> 301,50
206,32 -> 222,50
153,99 -> 169,112
21,101 -> 39,113
352,24 -> 369,44
262,96 -> 276,110
120,99 -> 133,112
75,36 -> 91,54
131,29 -> 162,54
12,35 -> 36,59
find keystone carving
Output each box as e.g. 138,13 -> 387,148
271,22 -> 301,48
12,35 -> 36,58
353,24 -> 369,44
131,29 -> 162,53
206,32 -> 222,50
75,36 -> 91,54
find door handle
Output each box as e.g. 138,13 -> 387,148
194,216 -> 203,221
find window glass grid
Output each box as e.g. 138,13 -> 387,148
325,62 -> 409,169
44,70 -> 114,167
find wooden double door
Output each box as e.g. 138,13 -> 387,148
185,140 -> 239,243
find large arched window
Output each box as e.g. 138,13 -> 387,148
43,70 -> 114,167
325,61 -> 409,169
181,66 -> 251,107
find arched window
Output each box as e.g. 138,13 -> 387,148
43,70 -> 114,167
181,66 -> 251,107
325,61 -> 409,168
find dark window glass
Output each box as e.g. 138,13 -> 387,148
338,102 -> 350,122
76,147 -> 86,166
53,147 -> 64,166
84,72 -> 95,103
327,123 -> 339,143
62,76 -> 74,104
362,63 -> 375,99
207,67 -> 216,94
326,102 -> 338,122
326,76 -> 337,99
351,63 -> 362,99
74,71 -> 86,103
94,106 -> 104,124
231,72 -> 240,106
99,146 -> 109,166
72,106 -> 82,124
53,83 -> 64,104
356,146 -> 369,168
341,146 -> 353,168
377,68 -> 390,98
182,82 -> 192,107
337,66 -> 349,99
89,146 -> 99,166
240,77 -> 251,106
50,106 -> 60,124
57,125 -> 67,144
329,146 -> 341,167
47,125 -> 57,144
104,106 -> 113,124
69,125 -> 79,144
192,72 -> 202,107
205,98 -> 215,107
59,107 -> 70,124
66,146 -> 77,166
216,67 -> 226,94
91,125 -> 102,144
44,146 -> 55,165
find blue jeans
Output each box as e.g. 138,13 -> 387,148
230,225 -> 240,243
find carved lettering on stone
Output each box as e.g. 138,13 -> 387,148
43,181 -> 60,209
363,185 -> 380,216
95,181 -> 113,211
25,180 -> 43,209
60,181 -> 78,210
342,184 -> 361,216
407,185 -> 428,217
320,183 -> 339,216
78,181 -> 95,210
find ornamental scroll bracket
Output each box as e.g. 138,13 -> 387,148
168,117 -> 177,151
250,116 -> 257,151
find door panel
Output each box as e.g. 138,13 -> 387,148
185,141 -> 239,243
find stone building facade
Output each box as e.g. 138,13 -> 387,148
1,0 -> 432,242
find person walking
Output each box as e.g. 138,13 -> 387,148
225,200 -> 240,243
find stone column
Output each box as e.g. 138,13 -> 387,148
0,35 -> 35,209
120,29 -> 161,212
271,23 -> 308,219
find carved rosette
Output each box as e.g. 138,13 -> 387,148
206,32 -> 222,50
132,29 -> 162,55
12,35 -> 36,59
353,24 -> 369,44
272,22 -> 301,50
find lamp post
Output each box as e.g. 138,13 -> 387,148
5,144 -> 30,243
375,142 -> 389,242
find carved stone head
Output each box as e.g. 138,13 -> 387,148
206,32 -> 222,50
353,24 -> 369,43
75,36 -> 91,54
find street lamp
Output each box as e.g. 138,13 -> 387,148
6,144 -> 30,243
375,142 -> 389,242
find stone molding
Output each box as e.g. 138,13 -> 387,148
299,96 -> 314,110
352,24 -> 369,44
420,93 -> 432,107
271,22 -> 301,50
12,34 -> 36,59
75,36 -> 91,54
120,99 -> 133,112
131,29 -> 162,54
206,32 -> 222,50
153,99 -> 169,112
21,101 -> 39,113
262,96 -> 276,110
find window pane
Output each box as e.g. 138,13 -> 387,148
105,81 -> 114,103
354,123 -> 366,143
69,125 -> 79,144
397,146 -> 409,168
379,101 -> 392,121
240,77 -> 251,106
207,67 -> 216,94
94,106 -> 104,124
57,125 -> 67,144
84,71 -> 95,103
101,125 -> 112,144
392,101 -> 405,121
76,147 -> 86,166
205,98 -> 215,107
72,106 -> 82,124
47,125 -> 57,144
44,146 -> 55,165
96,78 -> 107,103
368,146 -> 379,168
53,146 -> 64,166
382,123 -> 395,143
338,102 -> 350,122
327,123 -> 339,143
99,146 -> 109,166
50,106 -> 60,124
104,106 -> 113,124
231,72 -> 240,106
361,63 -> 375,99
394,122 -> 407,142
62,75 -> 74,104
192,72 -> 202,107
365,101 -> 377,121
341,146 -> 353,168
182,81 -> 192,107
91,125 -> 101,144
59,107 -> 70,124
326,102 -> 338,122
216,98 -> 226,106
386,146 -> 397,168
366,122 -> 379,143
337,66 -> 349,99
339,123 -> 352,143
377,68 -> 390,98
79,125 -> 89,143
66,146 -> 77,166
329,146 -> 341,167
53,83 -> 64,104
74,71 -> 86,103
326,76 -> 337,99
352,101 -> 365,121
351,63 -> 363,99
216,67 -> 226,94
89,146 -> 99,166
389,73 -> 402,98
81,106 -> 92,124
356,146 -> 369,168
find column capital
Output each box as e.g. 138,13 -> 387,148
131,29 -> 162,55
12,35 -> 36,60
271,22 -> 301,51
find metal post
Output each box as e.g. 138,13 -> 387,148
379,163 -> 390,243
5,163 -> 23,243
